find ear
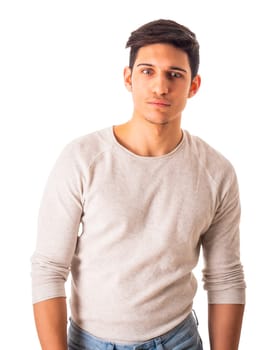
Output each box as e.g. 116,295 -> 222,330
124,66 -> 132,92
188,75 -> 201,98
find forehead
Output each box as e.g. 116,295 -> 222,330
134,43 -> 190,71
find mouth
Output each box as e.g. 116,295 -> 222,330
147,100 -> 171,107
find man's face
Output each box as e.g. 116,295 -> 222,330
124,43 -> 200,126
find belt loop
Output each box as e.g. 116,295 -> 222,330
192,309 -> 199,326
154,337 -> 164,350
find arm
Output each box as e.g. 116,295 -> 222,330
31,142 -> 85,348
208,304 -> 244,350
201,166 -> 246,348
33,297 -> 68,350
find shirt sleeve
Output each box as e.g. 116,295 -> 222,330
31,141 -> 85,304
201,167 -> 246,304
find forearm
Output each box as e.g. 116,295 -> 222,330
208,303 -> 245,350
33,297 -> 68,350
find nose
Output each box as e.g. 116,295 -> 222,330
152,74 -> 169,96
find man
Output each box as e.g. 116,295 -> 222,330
31,19 -> 246,350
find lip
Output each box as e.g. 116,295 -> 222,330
147,100 -> 171,107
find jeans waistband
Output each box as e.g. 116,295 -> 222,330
69,311 -> 198,350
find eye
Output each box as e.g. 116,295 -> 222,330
169,71 -> 182,78
141,68 -> 152,75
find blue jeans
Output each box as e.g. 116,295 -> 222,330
68,312 -> 203,350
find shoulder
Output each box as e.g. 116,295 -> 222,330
183,130 -> 237,186
59,127 -> 114,167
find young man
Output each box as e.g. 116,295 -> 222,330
31,19 -> 246,350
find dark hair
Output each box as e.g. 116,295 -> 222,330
125,19 -> 200,79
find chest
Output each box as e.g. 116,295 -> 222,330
82,157 -> 217,247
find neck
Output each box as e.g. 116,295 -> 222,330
113,118 -> 183,157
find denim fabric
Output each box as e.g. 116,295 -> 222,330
68,312 -> 203,350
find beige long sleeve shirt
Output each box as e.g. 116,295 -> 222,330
31,127 -> 245,343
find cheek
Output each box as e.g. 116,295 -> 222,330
132,83 -> 147,101
177,84 -> 192,99
132,91 -> 142,106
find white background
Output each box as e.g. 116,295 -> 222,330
0,0 -> 262,348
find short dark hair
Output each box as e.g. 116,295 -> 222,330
125,19 -> 200,79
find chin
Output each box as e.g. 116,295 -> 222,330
144,117 -> 170,126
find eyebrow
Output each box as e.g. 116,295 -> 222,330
136,63 -> 187,73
